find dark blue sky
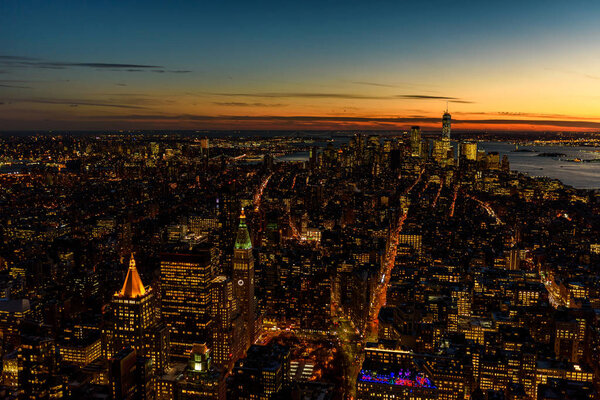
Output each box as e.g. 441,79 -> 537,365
1,0 -> 599,130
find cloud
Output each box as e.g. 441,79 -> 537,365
24,61 -> 163,69
351,81 -> 397,88
17,98 -> 147,109
79,113 -> 600,129
0,79 -> 35,83
0,55 -> 190,73
150,69 -> 193,73
461,118 -> 600,128
209,91 -> 471,102
395,95 -> 473,103
458,111 -> 599,121
210,92 -> 388,99
213,102 -> 287,107
0,55 -> 37,61
545,68 -> 600,81
116,83 -> 128,86
0,84 -> 31,89
79,63 -> 160,68
583,74 -> 600,80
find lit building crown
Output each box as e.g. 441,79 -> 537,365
234,208 -> 253,250
118,253 -> 147,298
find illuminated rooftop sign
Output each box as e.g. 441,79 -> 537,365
358,369 -> 436,389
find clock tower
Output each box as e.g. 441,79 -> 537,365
232,208 -> 256,351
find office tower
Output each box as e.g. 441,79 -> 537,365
232,209 -> 256,350
109,347 -> 154,400
485,152 -> 500,170
160,244 -> 215,361
200,137 -> 209,157
177,344 -> 226,400
263,153 -> 274,170
227,343 -> 291,400
501,154 -> 510,172
17,335 -> 59,400
452,286 -> 472,318
429,108 -> 453,164
149,142 -> 160,157
210,276 -> 244,371
442,108 -> 451,140
410,126 -> 422,157
432,139 -> 450,163
0,299 -> 30,349
58,326 -> 102,366
110,255 -> 169,373
389,149 -> 401,170
460,141 -> 478,161
554,318 -> 579,362
309,146 -> 318,169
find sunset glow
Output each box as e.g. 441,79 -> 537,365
1,1 -> 599,132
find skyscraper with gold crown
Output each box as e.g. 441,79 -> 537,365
109,254 -> 169,374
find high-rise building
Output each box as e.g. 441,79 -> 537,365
178,344 -> 225,400
160,244 -> 216,361
110,255 -> 169,374
156,344 -> 226,400
200,137 -> 209,157
451,286 -> 472,318
210,275 -> 244,371
410,126 -> 422,157
17,335 -> 59,400
227,343 -> 291,400
442,108 -> 451,140
432,139 -> 449,163
460,141 -> 477,161
431,108 -> 453,165
109,347 -> 155,400
232,209 -> 256,350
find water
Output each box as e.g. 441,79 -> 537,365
478,142 -> 600,190
277,138 -> 600,190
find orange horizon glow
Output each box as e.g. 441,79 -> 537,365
2,2 -> 600,132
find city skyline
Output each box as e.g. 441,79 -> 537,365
1,0 -> 600,131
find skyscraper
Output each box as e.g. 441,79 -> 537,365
232,209 -> 256,350
109,347 -> 155,400
227,343 -> 291,400
210,275 -> 244,371
433,109 -> 453,164
459,141 -> 477,161
177,344 -> 226,400
110,255 -> 169,374
160,244 -> 216,361
442,107 -> 451,140
410,126 -> 422,157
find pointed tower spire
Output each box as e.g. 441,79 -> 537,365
119,253 -> 147,298
234,208 -> 252,250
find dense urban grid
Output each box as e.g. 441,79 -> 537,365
0,111 -> 600,400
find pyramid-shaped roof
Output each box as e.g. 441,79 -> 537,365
234,208 -> 252,250
119,254 -> 146,298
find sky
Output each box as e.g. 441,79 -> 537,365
1,0 -> 600,132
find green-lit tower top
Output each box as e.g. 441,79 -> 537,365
234,208 -> 253,250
